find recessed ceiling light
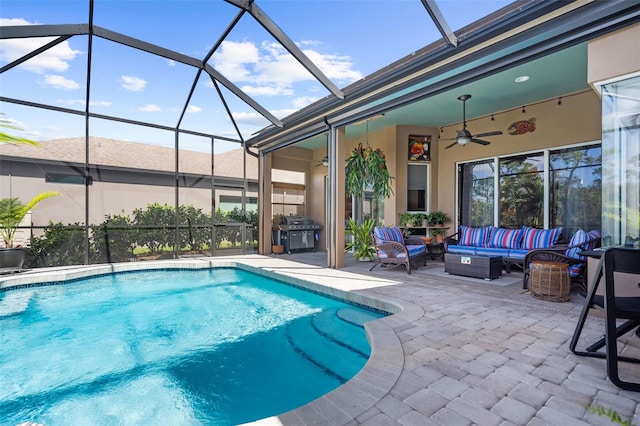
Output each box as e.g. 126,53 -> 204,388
515,76 -> 530,83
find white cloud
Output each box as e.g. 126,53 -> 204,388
121,75 -> 147,91
91,100 -> 112,107
139,104 -> 161,112
0,18 -> 82,74
210,39 -> 362,99
186,105 -> 202,113
167,59 -> 176,67
41,74 -> 80,90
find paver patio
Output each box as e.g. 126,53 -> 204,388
257,252 -> 640,426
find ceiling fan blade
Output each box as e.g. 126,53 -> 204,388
445,141 -> 459,149
473,130 -> 503,138
471,138 -> 491,145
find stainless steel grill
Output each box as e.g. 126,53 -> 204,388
278,216 -> 322,253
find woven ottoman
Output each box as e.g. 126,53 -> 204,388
529,261 -> 571,302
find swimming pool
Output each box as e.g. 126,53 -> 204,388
0,267 -> 385,425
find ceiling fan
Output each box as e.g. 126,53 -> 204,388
316,156 -> 329,167
443,94 -> 503,149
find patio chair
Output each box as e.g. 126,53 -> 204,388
370,226 -> 426,274
569,247 -> 640,391
523,229 -> 600,291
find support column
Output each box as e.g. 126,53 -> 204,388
328,126 -> 346,268
258,152 -> 273,255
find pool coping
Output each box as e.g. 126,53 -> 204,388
0,255 -> 418,425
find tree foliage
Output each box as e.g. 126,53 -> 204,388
22,203 -> 259,268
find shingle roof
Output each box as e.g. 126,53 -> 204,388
0,137 -> 258,180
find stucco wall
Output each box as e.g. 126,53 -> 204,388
588,23 -> 640,86
435,90 -> 602,227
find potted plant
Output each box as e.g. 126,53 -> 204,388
428,210 -> 450,226
345,143 -> 393,221
0,191 -> 60,270
431,227 -> 447,243
398,212 -> 416,227
344,217 -> 376,261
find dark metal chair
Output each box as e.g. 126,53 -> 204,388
569,247 -> 640,391
523,231 -> 601,291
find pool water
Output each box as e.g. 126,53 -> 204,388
0,268 -> 384,425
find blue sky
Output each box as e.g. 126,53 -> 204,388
0,0 -> 512,152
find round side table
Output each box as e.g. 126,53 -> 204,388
529,261 -> 571,302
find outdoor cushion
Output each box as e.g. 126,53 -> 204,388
487,227 -> 523,249
373,226 -> 404,245
521,226 -> 562,250
446,245 -> 478,255
458,225 -> 493,247
505,249 -> 529,259
565,229 -> 601,277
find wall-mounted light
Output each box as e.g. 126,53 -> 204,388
557,97 -> 562,107
490,114 -> 495,122
522,105 -> 526,114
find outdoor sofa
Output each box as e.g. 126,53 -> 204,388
444,225 -> 563,273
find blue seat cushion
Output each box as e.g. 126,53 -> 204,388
447,245 -> 478,255
475,247 -> 509,257
406,244 -> 426,257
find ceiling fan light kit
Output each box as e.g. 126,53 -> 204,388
443,94 -> 503,149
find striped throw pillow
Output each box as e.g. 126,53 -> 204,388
521,227 -> 562,250
373,226 -> 404,245
487,227 -> 523,249
458,225 -> 491,247
565,229 -> 588,260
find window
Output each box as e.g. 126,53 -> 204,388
272,183 -> 305,217
457,144 -> 601,238
272,169 -> 306,218
601,75 -> 640,247
549,145 -> 602,237
407,163 -> 429,211
499,154 -> 544,228
458,160 -> 494,227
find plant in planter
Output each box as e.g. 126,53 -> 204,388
428,210 -> 450,226
430,227 -> 447,243
345,143 -> 393,221
0,191 -> 60,270
398,211 -> 417,227
344,217 -> 376,261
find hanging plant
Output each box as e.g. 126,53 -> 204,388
345,143 -> 394,201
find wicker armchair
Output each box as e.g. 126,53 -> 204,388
522,231 -> 601,291
370,226 -> 427,274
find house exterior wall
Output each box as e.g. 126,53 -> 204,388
435,90 -> 602,228
588,23 -> 640,87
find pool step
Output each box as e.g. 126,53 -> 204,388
285,308 -> 370,383
311,308 -> 372,357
